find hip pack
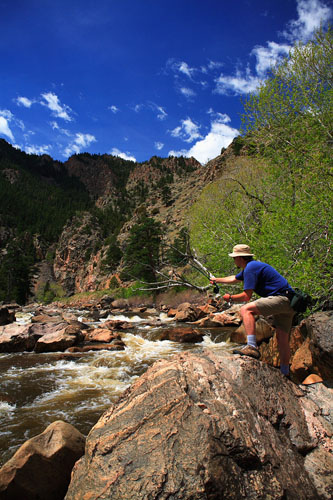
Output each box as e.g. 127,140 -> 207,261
290,288 -> 312,312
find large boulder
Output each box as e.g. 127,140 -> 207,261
174,302 -> 200,322
302,311 -> 333,380
0,324 -> 35,352
34,324 -> 83,353
160,326 -> 204,343
65,351 -> 333,500
231,317 -> 274,344
0,306 -> 16,326
0,420 -> 85,500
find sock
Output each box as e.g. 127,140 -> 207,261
247,335 -> 257,348
280,364 -> 290,376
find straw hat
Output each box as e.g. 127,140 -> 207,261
228,244 -> 254,257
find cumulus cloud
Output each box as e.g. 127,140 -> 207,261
155,141 -> 164,151
64,133 -> 96,157
252,41 -> 291,76
170,118 -> 202,143
169,116 -> 238,164
16,96 -> 34,108
41,92 -> 72,121
0,116 -> 15,141
111,148 -> 136,162
108,105 -> 119,113
214,0 -> 331,96
283,0 -> 332,42
215,70 -> 262,95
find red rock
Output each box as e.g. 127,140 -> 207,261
65,351 -> 332,500
0,420 -> 85,500
160,327 -> 204,343
83,328 -> 121,343
0,324 -> 35,352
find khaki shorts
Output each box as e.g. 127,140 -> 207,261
254,295 -> 295,333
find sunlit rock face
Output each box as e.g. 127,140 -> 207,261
65,350 -> 333,500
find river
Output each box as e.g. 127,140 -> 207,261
0,309 -> 234,466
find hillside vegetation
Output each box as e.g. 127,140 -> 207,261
189,27 -> 332,308
0,27 -> 331,307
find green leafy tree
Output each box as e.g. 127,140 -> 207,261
189,27 -> 333,305
123,215 -> 162,282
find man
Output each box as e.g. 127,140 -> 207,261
210,244 -> 295,377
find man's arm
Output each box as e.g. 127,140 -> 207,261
227,289 -> 253,303
210,275 -> 240,284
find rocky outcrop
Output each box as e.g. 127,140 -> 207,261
65,350 -> 333,499
53,212 -> 104,295
0,305 -> 130,353
0,420 -> 85,500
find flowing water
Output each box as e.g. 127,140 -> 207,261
0,310 -> 234,466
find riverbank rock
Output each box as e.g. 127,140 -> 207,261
34,325 -> 83,353
0,306 -> 16,326
0,324 -> 35,352
83,328 -> 123,344
174,302 -> 200,322
65,350 -> 333,500
231,317 -> 274,344
0,420 -> 85,500
160,327 -> 204,343
302,311 -> 333,380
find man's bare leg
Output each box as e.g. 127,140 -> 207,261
276,328 -> 290,375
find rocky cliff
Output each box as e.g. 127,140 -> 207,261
0,138 -> 243,300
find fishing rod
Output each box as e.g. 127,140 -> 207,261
190,250 -> 220,295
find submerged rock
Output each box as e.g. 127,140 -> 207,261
65,350 -> 333,499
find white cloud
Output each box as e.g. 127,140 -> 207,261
154,104 -> 167,121
50,121 -> 71,136
170,118 -> 202,143
215,70 -> 261,95
214,0 -> 331,96
64,133 -> 96,157
180,87 -> 196,99
16,96 -> 34,108
133,102 -> 167,121
283,0 -> 332,42
178,61 -> 196,79
111,148 -> 136,162
155,142 -> 164,151
0,116 -> 14,141
41,92 -> 72,121
134,104 -> 144,113
108,105 -> 119,113
207,109 -> 231,124
252,41 -> 291,76
169,119 -> 239,165
24,144 -> 51,155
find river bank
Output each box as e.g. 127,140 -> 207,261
1,298 -> 332,498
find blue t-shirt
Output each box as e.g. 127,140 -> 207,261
235,260 -> 292,297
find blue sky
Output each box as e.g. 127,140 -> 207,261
0,0 -> 332,165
